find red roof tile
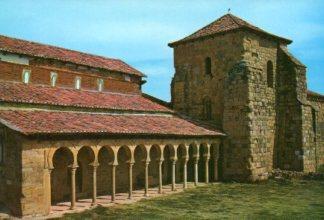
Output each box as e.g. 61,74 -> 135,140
307,90 -> 324,102
169,14 -> 292,47
0,35 -> 144,77
0,81 -> 172,113
0,110 -> 224,136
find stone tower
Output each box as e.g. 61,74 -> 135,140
169,14 -> 324,181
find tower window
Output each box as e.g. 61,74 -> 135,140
75,76 -> 81,90
203,97 -> 212,120
267,61 -> 274,88
205,57 -> 212,76
97,78 -> 104,92
125,75 -> 131,82
50,72 -> 58,87
22,69 -> 31,84
312,108 -> 316,134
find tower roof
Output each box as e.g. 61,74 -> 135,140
169,13 -> 292,47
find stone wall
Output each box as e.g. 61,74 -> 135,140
171,31 -> 244,128
222,61 -> 252,180
274,47 -> 320,173
0,128 -> 23,216
241,32 -> 277,180
0,127 -> 4,204
275,48 -> 303,171
20,138 -> 47,216
308,95 -> 324,172
172,30 -> 279,181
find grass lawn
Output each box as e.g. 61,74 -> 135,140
59,179 -> 324,219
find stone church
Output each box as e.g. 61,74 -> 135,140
0,13 -> 323,217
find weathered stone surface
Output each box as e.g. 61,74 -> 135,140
171,29 -> 323,181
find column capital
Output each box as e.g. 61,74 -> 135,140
203,153 -> 210,160
109,162 -> 118,167
127,161 -> 135,166
44,167 -> 53,174
90,162 -> 99,168
69,165 -> 78,170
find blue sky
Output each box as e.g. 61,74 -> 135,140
0,0 -> 323,101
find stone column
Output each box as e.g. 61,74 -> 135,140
111,164 -> 117,202
171,159 -> 177,191
91,164 -> 98,206
183,159 -> 188,189
128,162 -> 134,199
70,166 -> 77,210
44,168 -> 53,215
205,156 -> 210,184
144,161 -> 150,197
158,160 -> 163,194
194,158 -> 199,186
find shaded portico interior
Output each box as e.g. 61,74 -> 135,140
48,141 -> 222,214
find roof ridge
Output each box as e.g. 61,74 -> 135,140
307,90 -> 324,97
183,14 -> 228,39
169,13 -> 292,47
227,13 -> 242,27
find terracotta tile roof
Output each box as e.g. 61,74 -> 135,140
0,81 -> 172,113
0,109 -> 224,136
169,14 -> 292,47
307,90 -> 324,102
0,35 -> 144,77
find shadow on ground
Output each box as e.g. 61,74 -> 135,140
56,179 -> 324,219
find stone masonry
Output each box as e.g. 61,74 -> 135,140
0,13 -> 323,218
170,14 -> 324,181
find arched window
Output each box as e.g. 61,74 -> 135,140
97,78 -> 104,92
205,57 -> 212,76
124,75 -> 131,82
203,97 -> 212,120
312,108 -> 316,134
50,72 -> 58,87
22,69 -> 31,84
267,61 -> 274,88
75,76 -> 81,90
